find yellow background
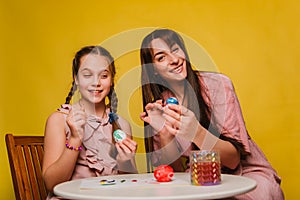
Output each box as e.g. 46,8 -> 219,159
1,0 -> 299,199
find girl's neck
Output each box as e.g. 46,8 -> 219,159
78,99 -> 106,117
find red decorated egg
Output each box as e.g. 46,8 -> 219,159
154,165 -> 174,182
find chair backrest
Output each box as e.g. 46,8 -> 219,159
5,133 -> 48,200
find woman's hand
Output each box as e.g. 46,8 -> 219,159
66,105 -> 87,141
140,100 -> 166,132
162,104 -> 200,142
115,138 -> 137,161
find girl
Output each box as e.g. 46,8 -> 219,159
43,45 -> 137,199
139,29 -> 283,199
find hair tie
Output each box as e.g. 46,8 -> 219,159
109,112 -> 119,124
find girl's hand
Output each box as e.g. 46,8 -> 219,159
162,104 -> 199,142
115,138 -> 137,161
140,100 -> 166,132
66,105 -> 87,140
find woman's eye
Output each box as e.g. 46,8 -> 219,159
83,74 -> 92,77
171,47 -> 179,53
157,55 -> 165,62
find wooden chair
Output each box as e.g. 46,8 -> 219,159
5,134 -> 48,200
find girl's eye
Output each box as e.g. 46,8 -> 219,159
100,74 -> 108,79
83,74 -> 92,77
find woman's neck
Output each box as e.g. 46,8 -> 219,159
169,81 -> 186,105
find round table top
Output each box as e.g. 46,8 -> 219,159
54,172 -> 256,200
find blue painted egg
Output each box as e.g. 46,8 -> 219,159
166,97 -> 179,105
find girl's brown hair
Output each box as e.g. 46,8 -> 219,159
65,45 -> 118,113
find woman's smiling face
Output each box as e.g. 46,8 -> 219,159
151,38 -> 187,84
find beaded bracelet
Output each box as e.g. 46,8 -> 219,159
65,140 -> 83,151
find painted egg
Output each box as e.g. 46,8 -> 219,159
166,97 -> 179,105
154,165 -> 174,182
113,129 -> 127,142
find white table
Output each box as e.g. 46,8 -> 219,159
54,173 -> 256,200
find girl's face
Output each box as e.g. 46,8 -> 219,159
151,38 -> 187,84
75,54 -> 112,105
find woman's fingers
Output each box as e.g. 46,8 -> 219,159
140,112 -> 150,123
163,123 -> 177,135
162,104 -> 195,138
145,102 -> 162,111
142,102 -> 166,131
142,102 -> 191,133
162,112 -> 180,128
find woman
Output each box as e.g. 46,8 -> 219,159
139,29 -> 283,199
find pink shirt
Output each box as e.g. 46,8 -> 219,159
59,105 -> 131,178
152,72 -> 282,186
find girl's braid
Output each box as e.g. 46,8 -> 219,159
65,80 -> 77,104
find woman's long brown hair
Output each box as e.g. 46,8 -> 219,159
140,29 -> 217,171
